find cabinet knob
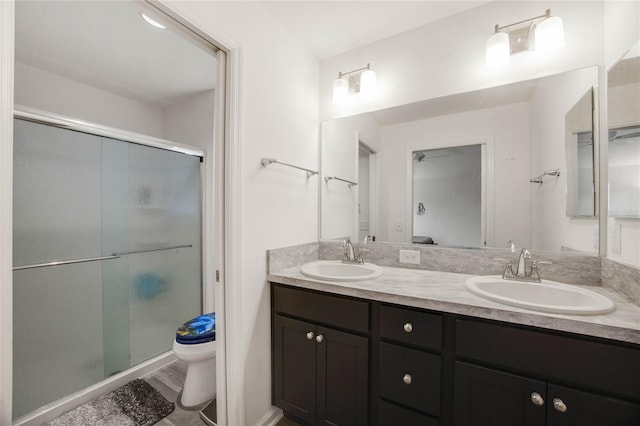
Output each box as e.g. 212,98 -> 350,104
530,392 -> 544,406
306,332 -> 314,340
403,323 -> 413,333
316,334 -> 324,343
553,398 -> 567,413
403,374 -> 412,385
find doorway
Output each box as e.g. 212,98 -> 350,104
9,1 -> 227,423
358,142 -> 377,242
411,144 -> 485,248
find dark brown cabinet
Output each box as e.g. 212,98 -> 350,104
454,362 -> 640,426
377,304 -> 443,424
272,286 -> 370,426
271,283 -> 640,426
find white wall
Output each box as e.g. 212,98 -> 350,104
604,1 -> 640,69
162,3 -> 320,424
413,171 -> 481,247
320,1 -> 604,121
378,102 -> 530,247
321,113 -> 380,240
529,66 -> 599,253
14,62 -> 165,138
164,90 -> 216,149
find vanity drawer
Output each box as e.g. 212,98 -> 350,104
378,399 -> 438,426
456,319 -> 640,402
380,305 -> 442,351
273,285 -> 369,333
379,342 -> 441,416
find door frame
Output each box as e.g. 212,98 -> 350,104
0,1 -> 245,424
357,135 -> 379,242
405,138 -> 494,247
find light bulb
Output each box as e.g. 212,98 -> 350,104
485,31 -> 510,69
359,69 -> 377,97
333,78 -> 348,104
140,13 -> 166,29
535,16 -> 565,52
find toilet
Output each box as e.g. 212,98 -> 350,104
173,312 -> 217,408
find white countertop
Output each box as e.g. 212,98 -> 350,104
268,265 -> 640,345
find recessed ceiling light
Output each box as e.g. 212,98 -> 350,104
140,13 -> 166,29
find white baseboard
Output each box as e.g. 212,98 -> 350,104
255,406 -> 283,426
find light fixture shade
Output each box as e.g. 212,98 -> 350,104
485,31 -> 510,69
333,78 -> 348,104
535,16 -> 565,52
359,69 -> 377,96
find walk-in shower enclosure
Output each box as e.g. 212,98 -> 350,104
12,117 -> 202,419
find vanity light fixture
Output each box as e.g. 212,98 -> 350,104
486,9 -> 565,69
140,12 -> 166,29
332,63 -> 376,104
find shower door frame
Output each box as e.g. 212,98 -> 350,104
11,107 -> 208,423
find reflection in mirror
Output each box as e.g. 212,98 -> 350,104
607,39 -> 640,266
321,66 -> 599,253
609,126 -> 640,217
565,88 -> 596,217
412,145 -> 483,248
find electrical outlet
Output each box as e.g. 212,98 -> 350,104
360,221 -> 370,231
399,249 -> 420,264
395,221 -> 404,231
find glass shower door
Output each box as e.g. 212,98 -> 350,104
13,118 -> 202,419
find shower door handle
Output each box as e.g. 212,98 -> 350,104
12,254 -> 121,271
13,244 -> 193,271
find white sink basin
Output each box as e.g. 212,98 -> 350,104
465,275 -> 615,315
300,260 -> 382,282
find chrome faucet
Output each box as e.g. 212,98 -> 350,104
363,235 -> 372,244
516,248 -> 531,277
342,237 -> 364,264
497,247 -> 551,283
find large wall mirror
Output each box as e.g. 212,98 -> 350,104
607,39 -> 640,266
321,66 -> 599,254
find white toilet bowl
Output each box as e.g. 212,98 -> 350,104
173,339 -> 217,408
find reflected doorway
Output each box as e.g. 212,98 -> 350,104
358,141 -> 377,242
411,144 -> 485,248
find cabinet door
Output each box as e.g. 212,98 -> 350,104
273,315 -> 317,425
547,384 -> 640,426
453,362 -> 546,426
316,326 -> 369,426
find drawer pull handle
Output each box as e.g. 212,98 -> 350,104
553,398 -> 567,413
306,332 -> 314,340
403,374 -> 412,385
403,323 -> 413,333
530,392 -> 544,406
316,334 -> 325,343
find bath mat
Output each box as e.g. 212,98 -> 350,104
45,379 -> 175,426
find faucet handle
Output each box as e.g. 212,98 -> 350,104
529,260 -> 551,282
493,258 -> 514,279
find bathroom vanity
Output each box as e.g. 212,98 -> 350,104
270,264 -> 640,426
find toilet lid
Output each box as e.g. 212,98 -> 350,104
175,312 -> 216,345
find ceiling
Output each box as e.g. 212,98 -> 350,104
261,1 -> 490,59
14,1 -> 488,108
15,1 -> 219,108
